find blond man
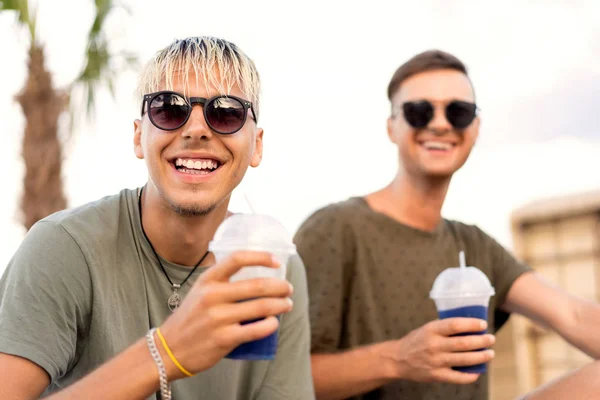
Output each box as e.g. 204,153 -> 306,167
0,36 -> 313,400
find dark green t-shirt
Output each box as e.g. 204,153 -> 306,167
0,188 -> 314,400
294,197 -> 531,400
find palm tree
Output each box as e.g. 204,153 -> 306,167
1,0 -> 136,230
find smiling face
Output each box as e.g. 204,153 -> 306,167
387,68 -> 480,181
134,71 -> 263,216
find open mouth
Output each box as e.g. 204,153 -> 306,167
172,158 -> 222,175
418,140 -> 457,151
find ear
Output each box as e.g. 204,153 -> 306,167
133,119 -> 145,160
471,115 -> 481,144
250,128 -> 264,168
387,117 -> 398,144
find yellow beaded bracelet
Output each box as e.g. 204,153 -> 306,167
156,327 -> 194,377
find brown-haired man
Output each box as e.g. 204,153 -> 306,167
294,50 -> 600,399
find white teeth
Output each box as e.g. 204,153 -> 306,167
175,158 -> 219,171
423,141 -> 452,150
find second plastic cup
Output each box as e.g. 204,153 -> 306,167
209,213 -> 297,360
429,252 -> 495,373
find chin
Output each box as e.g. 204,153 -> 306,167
419,159 -> 466,178
162,190 -> 223,217
168,200 -> 219,217
160,184 -> 230,216
420,167 -> 457,181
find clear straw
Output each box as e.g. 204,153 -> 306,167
459,251 -> 466,269
243,193 -> 257,214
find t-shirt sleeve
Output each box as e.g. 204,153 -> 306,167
256,254 -> 314,400
475,226 -> 532,331
293,206 -> 353,353
0,220 -> 92,383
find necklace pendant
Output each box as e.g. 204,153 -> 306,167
168,284 -> 181,312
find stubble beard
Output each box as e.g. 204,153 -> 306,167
169,201 -> 218,217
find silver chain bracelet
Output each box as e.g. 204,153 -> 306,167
146,328 -> 172,400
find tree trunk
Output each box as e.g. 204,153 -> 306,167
16,45 -> 68,231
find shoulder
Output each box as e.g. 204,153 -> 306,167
43,189 -> 133,232
286,254 -> 309,306
10,219 -> 85,268
295,197 -> 365,238
8,189 -> 135,273
4,214 -> 94,304
41,189 -> 135,251
444,219 -> 496,246
294,199 -> 363,271
443,219 -> 527,271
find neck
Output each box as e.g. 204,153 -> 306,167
139,185 -> 228,267
368,171 -> 451,232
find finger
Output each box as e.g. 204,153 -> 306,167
442,349 -> 495,367
433,318 -> 488,336
221,316 -> 281,348
202,251 -> 280,282
209,297 -> 293,326
431,368 -> 481,384
223,278 -> 293,303
441,334 -> 496,352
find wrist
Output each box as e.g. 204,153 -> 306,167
373,340 -> 405,380
153,329 -> 186,382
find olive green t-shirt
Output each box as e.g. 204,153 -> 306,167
0,188 -> 314,400
294,197 -> 531,400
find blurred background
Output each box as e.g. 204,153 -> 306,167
1,0 -> 599,398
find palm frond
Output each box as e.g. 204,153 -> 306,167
90,0 -> 112,38
0,0 -> 29,22
0,0 -> 37,42
70,0 -> 138,123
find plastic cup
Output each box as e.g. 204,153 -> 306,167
429,251 -> 495,373
208,213 -> 297,360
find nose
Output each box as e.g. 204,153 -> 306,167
427,105 -> 452,135
181,105 -> 213,140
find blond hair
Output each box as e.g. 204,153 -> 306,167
136,36 -> 261,119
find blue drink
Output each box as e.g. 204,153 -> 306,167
226,332 -> 278,360
438,305 -> 488,373
226,316 -> 280,360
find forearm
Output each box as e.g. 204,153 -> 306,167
524,361 -> 600,400
47,337 -> 175,400
312,342 -> 395,400
557,298 -> 600,359
504,273 -> 600,359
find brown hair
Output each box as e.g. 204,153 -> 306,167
387,50 -> 469,101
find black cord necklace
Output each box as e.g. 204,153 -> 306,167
138,187 -> 209,312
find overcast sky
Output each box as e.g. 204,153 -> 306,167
1,0 -> 599,273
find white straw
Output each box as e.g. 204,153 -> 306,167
243,193 -> 257,214
459,251 -> 466,269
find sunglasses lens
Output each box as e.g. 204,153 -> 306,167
402,101 -> 434,128
446,101 -> 477,129
149,93 -> 190,130
205,96 -> 246,134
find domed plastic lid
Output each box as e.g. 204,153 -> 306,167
209,213 -> 297,254
429,252 -> 495,299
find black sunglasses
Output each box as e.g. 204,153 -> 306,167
141,91 -> 256,134
400,100 -> 478,130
